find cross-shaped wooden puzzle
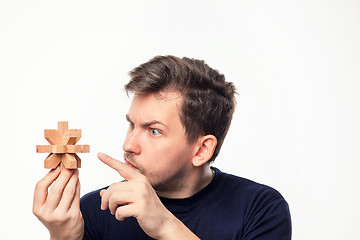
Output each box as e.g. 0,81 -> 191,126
36,121 -> 89,170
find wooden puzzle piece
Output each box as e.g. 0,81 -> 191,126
37,121 -> 89,170
36,145 -> 90,153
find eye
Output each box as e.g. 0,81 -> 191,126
127,122 -> 134,132
150,128 -> 161,136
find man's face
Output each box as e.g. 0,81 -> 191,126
123,92 -> 196,194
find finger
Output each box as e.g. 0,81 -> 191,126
33,167 -> 61,211
44,168 -> 74,210
100,189 -> 106,197
115,204 -> 134,221
56,169 -> 79,211
97,152 -> 140,181
108,191 -> 136,215
69,177 -> 81,212
100,188 -> 111,211
100,182 -> 135,211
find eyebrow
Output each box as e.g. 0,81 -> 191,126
126,114 -> 168,129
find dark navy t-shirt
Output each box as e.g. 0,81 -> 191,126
80,167 -> 291,239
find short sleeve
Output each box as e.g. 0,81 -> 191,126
242,187 -> 292,240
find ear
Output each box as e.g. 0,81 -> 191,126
192,135 -> 217,167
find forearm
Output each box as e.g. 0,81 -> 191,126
50,234 -> 83,240
159,216 -> 200,240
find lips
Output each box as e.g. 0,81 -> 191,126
125,159 -> 137,169
124,152 -> 138,169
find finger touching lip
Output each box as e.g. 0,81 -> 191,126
123,152 -> 137,169
124,159 -> 137,169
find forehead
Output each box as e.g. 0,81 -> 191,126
127,92 -> 183,124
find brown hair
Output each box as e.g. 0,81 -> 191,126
125,55 -> 237,162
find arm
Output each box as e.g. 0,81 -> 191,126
242,188 -> 292,240
33,167 -> 84,240
98,153 -> 199,240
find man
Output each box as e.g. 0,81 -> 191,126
33,55 -> 291,239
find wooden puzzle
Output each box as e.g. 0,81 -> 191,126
36,121 -> 89,169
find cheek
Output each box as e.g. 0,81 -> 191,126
160,141 -> 191,165
139,127 -> 192,163
143,139 -> 188,165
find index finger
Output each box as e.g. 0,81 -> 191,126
97,152 -> 140,181
33,167 -> 61,211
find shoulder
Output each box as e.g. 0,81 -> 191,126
215,169 -> 291,239
215,168 -> 285,202
214,168 -> 291,220
81,188 -> 102,203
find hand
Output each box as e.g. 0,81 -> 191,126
33,167 -> 84,240
98,152 -> 199,240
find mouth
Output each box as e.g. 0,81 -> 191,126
125,159 -> 137,169
123,152 -> 141,171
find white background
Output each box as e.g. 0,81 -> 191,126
1,0 -> 359,239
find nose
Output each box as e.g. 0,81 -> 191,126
123,128 -> 141,155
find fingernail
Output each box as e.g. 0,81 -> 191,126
53,166 -> 60,173
98,152 -> 105,158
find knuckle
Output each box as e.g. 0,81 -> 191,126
49,185 -> 61,195
49,212 -> 67,224
115,209 -> 125,221
33,208 -> 71,225
108,182 -> 121,193
108,195 -> 114,205
32,207 -> 40,217
138,174 -> 147,182
68,211 -> 80,221
137,189 -> 150,200
109,183 -> 115,189
138,181 -> 149,192
35,181 -> 45,191
64,186 -> 75,196
33,207 -> 47,222
108,183 -> 116,191
109,195 -> 119,207
40,214 -> 53,223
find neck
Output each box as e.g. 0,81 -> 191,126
156,165 -> 214,199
